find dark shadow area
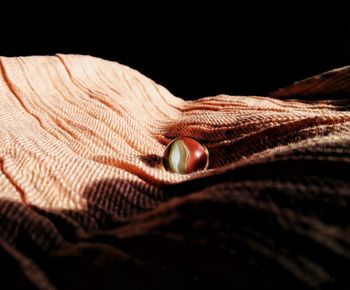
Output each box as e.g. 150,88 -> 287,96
138,154 -> 163,168
0,178 -> 279,290
0,177 -> 297,290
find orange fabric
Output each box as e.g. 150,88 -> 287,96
0,55 -> 350,289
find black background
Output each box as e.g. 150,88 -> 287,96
1,8 -> 349,100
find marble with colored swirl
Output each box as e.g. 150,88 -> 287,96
162,137 -> 209,174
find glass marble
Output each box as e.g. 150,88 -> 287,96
162,136 -> 209,174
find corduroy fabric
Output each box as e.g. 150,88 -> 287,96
0,55 -> 350,290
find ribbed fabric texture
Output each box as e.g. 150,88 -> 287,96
0,55 -> 349,290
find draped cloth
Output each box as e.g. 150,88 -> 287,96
0,55 -> 349,290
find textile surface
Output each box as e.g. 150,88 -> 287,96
0,55 -> 350,289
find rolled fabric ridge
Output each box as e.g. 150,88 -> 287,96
0,54 -> 350,290
270,66 -> 350,98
